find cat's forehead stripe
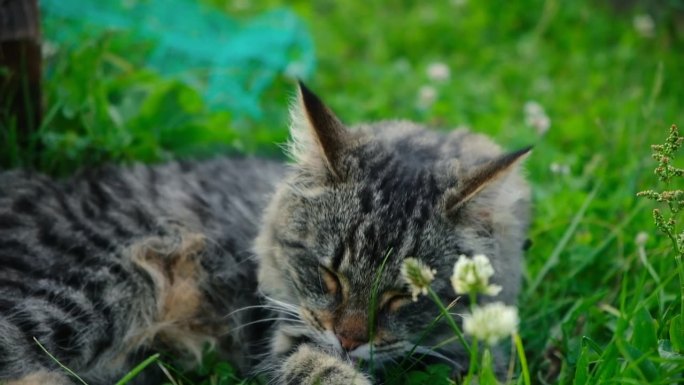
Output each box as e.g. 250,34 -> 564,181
330,239 -> 345,271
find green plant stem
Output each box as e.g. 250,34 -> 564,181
466,291 -> 479,382
427,288 -> 471,356
662,161 -> 684,320
663,229 -> 684,320
514,333 -> 531,385
464,337 -> 478,384
675,253 -> 684,321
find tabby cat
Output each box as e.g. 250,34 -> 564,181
0,83 -> 531,385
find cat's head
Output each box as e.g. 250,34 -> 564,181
255,82 -> 530,365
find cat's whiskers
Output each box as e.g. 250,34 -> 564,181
223,304 -> 278,318
264,306 -> 301,319
221,317 -> 305,336
258,297 -> 302,320
275,322 -> 316,349
263,295 -> 301,314
222,303 -> 300,320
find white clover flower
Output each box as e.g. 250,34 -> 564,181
523,101 -> 544,117
524,100 -> 551,135
633,14 -> 655,38
451,254 -> 502,296
549,162 -> 570,175
401,258 -> 436,301
426,62 -> 451,82
530,114 -> 551,135
417,85 -> 438,109
463,302 -> 519,345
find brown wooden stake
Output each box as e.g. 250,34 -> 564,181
0,0 -> 42,147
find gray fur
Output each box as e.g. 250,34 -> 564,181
0,158 -> 284,384
0,84 -> 530,384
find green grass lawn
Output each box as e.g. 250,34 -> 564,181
3,0 -> 684,384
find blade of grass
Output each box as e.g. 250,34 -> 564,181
33,337 -> 89,385
569,200 -> 646,278
387,299 -> 458,382
368,248 -> 393,375
427,288 -> 471,356
514,333 -> 531,385
114,353 -> 160,385
527,183 -> 600,295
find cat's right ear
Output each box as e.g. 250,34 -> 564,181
288,81 -> 351,180
442,146 -> 532,218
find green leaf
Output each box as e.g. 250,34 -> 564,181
631,307 -> 658,353
425,364 -> 452,378
572,345 -> 591,385
596,344 -> 619,381
621,342 -> 659,382
405,364 -> 454,385
581,336 -> 604,355
479,349 -> 498,385
670,314 -> 684,352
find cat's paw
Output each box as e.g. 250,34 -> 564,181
281,344 -> 371,385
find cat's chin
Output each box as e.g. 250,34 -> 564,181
348,344 -> 376,360
347,343 -> 406,364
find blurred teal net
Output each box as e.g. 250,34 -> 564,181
40,0 -> 315,119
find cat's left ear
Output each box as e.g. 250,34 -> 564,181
443,146 -> 532,218
288,81 -> 352,179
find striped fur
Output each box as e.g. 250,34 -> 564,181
0,84 -> 530,385
0,158 -> 284,384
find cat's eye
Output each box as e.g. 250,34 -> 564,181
382,292 -> 413,313
319,266 -> 340,296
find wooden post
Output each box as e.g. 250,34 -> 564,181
0,0 -> 42,145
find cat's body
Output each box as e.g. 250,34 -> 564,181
0,84 -> 531,385
0,158 -> 285,384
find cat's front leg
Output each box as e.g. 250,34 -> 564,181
279,344 -> 371,385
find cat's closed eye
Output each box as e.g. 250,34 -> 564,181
318,265 -> 413,314
319,265 -> 341,297
381,291 -> 413,313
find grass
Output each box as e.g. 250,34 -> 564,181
3,0 -> 684,384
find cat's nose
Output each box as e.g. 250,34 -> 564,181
336,333 -> 365,351
334,312 -> 368,351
